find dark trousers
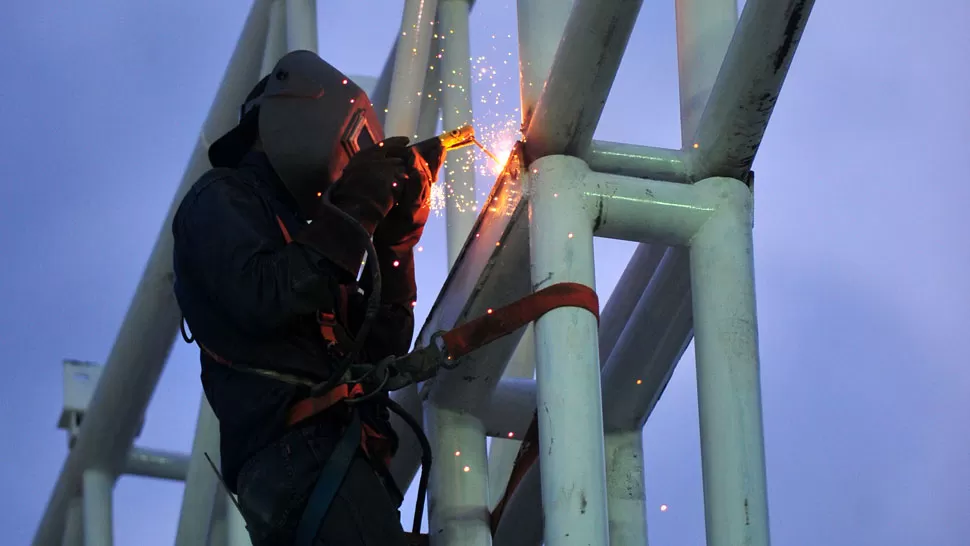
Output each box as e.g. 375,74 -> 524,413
235,420 -> 410,545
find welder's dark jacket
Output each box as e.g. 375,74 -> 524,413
171,152 -> 415,492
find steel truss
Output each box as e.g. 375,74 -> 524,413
32,0 -> 814,544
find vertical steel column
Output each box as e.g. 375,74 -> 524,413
425,4 -> 490,543
689,177 -> 769,546
81,469 -> 112,546
605,430 -> 648,545
261,0 -> 288,75
284,0 -> 318,53
175,398 -> 222,546
384,0 -> 439,138
415,31 -> 442,141
61,497 -> 83,546
388,0 -> 441,495
675,0 -> 737,146
486,0 -> 573,509
528,155 -> 608,546
516,0 -> 574,125
438,0 -> 477,263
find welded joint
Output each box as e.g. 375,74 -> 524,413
528,154 -> 753,250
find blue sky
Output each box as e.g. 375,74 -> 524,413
2,1 -> 969,545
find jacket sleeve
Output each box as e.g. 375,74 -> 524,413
173,176 -> 341,335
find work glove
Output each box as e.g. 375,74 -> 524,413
373,139 -> 446,249
295,138 -> 410,281
330,136 -> 412,235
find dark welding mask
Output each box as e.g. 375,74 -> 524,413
208,50 -> 384,218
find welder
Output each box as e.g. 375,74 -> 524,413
171,50 -> 444,545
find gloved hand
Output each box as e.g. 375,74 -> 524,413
373,140 -> 445,249
329,136 -> 411,235
295,137 -> 411,281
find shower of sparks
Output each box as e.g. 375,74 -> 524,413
417,30 -> 520,215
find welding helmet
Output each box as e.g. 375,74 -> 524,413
208,50 -> 384,217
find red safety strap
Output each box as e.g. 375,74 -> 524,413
439,281 -> 600,361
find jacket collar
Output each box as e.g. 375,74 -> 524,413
237,151 -> 303,219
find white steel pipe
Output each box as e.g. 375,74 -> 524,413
485,328 -> 535,508
425,2 -> 491,543
174,398 -> 223,546
123,446 -> 190,482
227,498 -> 253,546
675,0 -> 738,147
528,155 -> 609,546
284,0 -> 318,53
688,0 -> 815,179
30,3 -> 272,544
61,497 -> 82,546
586,141 -> 688,183
260,0 -> 288,76
438,0 -> 477,265
489,0 -> 572,509
516,0 -> 574,124
605,430 -> 648,546
209,493 -> 229,546
523,0 -> 643,160
415,30 -> 441,141
372,40 -> 399,126
384,0 -> 439,138
689,177 -> 768,546
81,469 -> 113,546
384,0 -> 439,492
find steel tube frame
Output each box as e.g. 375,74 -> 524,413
424,1 -> 491,543
284,0 -> 318,53
175,398 -> 224,546
486,0 -> 572,509
62,497 -> 83,546
385,0 -> 442,497
82,469 -> 113,546
523,0 -> 643,160
533,155 -> 767,546
123,447 -> 190,482
32,3 -> 272,544
384,0 -> 439,138
260,0 -> 287,76
527,156 -> 608,546
605,430 -> 648,545
586,140 -> 688,183
688,0 -> 816,180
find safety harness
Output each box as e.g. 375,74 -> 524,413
182,214 -> 600,545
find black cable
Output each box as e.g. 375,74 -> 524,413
383,397 -> 433,536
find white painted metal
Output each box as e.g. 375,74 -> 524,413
61,497 -> 82,546
175,398 -> 223,546
123,447 -> 190,482
605,430 -> 648,546
527,155 -> 609,546
688,0 -> 816,180
424,1 -> 491,543
689,177 -> 768,546
486,0 -> 573,510
586,140 -> 687,183
384,0 -> 439,139
31,2 -> 272,544
284,0 -> 318,53
384,0 -> 440,495
82,469 -> 113,546
261,0 -> 288,76
516,0 -> 574,124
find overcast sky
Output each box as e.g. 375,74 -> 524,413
2,1 -> 969,545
